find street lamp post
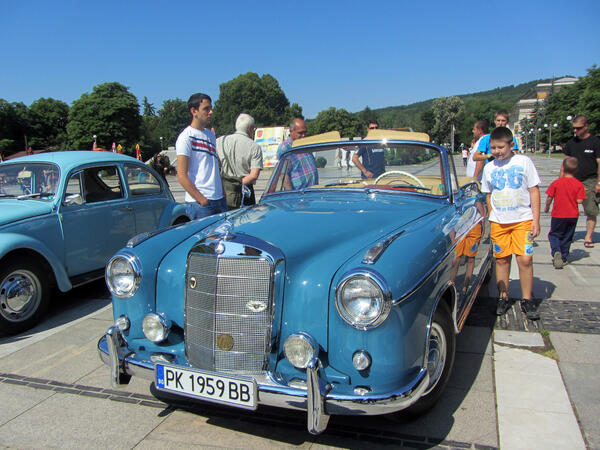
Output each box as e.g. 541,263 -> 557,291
93,135 -> 97,150
159,136 -> 163,151
545,123 -> 558,156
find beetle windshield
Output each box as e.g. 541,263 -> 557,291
0,163 -> 60,200
266,143 -> 450,197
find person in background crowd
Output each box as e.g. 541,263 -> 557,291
466,139 -> 478,177
473,111 -> 520,175
461,145 -> 469,167
217,113 -> 263,207
481,127 -> 541,320
353,120 -> 386,179
276,118 -> 318,190
176,93 -> 227,220
562,115 -> 600,248
471,120 -> 489,180
151,153 -> 169,181
545,157 -> 586,269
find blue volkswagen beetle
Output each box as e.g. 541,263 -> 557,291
98,130 -> 491,434
0,151 -> 189,335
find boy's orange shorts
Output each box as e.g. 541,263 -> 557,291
490,220 -> 534,258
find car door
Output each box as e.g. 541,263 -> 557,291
123,163 -> 171,234
59,164 -> 135,277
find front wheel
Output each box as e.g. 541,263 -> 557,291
0,258 -> 50,335
404,301 -> 455,416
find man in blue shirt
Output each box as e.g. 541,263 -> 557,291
353,120 -> 386,179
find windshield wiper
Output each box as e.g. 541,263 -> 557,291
17,192 -> 54,200
324,180 -> 361,187
0,193 -> 16,198
389,184 -> 431,191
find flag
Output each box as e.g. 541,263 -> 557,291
112,142 -> 116,153
92,140 -> 97,151
136,144 -> 141,160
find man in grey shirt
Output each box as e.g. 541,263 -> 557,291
216,113 -> 263,206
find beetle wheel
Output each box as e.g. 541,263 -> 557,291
0,258 -> 50,335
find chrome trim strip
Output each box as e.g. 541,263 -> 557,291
98,333 -> 430,418
362,231 -> 404,265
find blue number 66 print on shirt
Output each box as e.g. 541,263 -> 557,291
490,166 -> 524,190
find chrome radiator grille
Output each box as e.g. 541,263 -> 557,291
185,252 -> 273,374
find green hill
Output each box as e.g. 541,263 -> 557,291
371,78 -> 552,144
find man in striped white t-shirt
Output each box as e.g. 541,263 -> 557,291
176,93 -> 227,220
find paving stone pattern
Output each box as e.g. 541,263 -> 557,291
0,372 -> 497,449
467,295 -> 600,334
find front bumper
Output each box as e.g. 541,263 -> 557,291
98,326 -> 429,434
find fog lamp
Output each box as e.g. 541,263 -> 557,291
115,315 -> 130,332
142,313 -> 171,343
352,350 -> 372,371
283,332 -> 318,369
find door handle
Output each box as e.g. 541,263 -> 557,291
120,206 -> 133,212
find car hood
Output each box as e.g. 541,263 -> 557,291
0,200 -> 54,226
229,193 -> 440,257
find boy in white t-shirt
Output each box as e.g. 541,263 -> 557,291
481,127 -> 541,320
176,93 -> 227,220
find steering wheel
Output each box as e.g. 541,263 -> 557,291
374,170 -> 425,187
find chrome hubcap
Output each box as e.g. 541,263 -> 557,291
0,270 -> 41,322
423,322 -> 447,395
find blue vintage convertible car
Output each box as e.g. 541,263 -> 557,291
0,151 -> 189,335
98,130 -> 491,434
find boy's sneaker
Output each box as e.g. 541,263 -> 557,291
520,299 -> 540,321
552,251 -> 563,269
496,297 -> 510,316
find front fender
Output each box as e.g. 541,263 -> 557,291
159,202 -> 188,227
0,232 -> 71,292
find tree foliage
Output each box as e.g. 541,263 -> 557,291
28,98 -> 69,149
67,82 -> 141,153
534,66 -> 599,149
430,96 -> 465,147
307,107 -> 364,138
213,73 -> 295,135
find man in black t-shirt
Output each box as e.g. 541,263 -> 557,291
563,115 -> 600,247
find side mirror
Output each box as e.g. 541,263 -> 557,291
63,193 -> 83,206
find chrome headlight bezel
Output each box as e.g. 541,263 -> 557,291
335,269 -> 392,330
105,252 -> 142,299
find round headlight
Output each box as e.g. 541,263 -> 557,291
142,313 -> 171,343
335,270 -> 391,329
106,253 -> 141,299
283,333 -> 318,369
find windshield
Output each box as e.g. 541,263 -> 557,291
0,163 -> 60,200
266,142 -> 451,197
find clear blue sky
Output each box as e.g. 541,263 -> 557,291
1,0 -> 599,119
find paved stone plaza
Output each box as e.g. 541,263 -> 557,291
0,154 -> 598,449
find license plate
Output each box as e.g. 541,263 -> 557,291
155,364 -> 257,410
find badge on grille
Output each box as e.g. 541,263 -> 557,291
217,334 -> 234,351
246,300 -> 267,313
189,276 -> 197,289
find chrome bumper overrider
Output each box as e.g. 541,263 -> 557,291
98,326 -> 429,434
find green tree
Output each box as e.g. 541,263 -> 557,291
27,98 -> 69,149
142,96 -> 156,117
213,72 -> 292,135
67,82 -> 141,153
0,100 -> 30,154
431,96 -> 465,148
307,107 -> 363,138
